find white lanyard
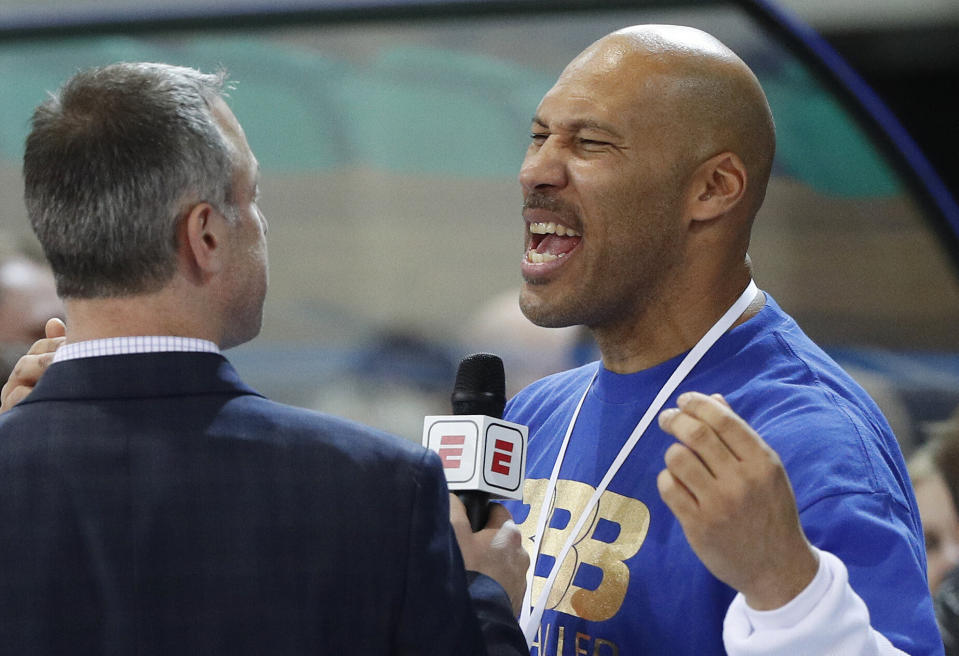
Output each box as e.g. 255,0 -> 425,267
519,280 -> 759,646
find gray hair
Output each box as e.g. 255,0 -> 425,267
23,62 -> 235,298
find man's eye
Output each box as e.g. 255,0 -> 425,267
530,133 -> 548,144
580,139 -> 609,147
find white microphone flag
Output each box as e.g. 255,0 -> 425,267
422,415 -> 527,500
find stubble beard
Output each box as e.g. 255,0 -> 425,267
519,191 -> 586,328
221,246 -> 268,350
520,192 -> 682,334
519,282 -> 579,329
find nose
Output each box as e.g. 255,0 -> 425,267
519,137 -> 568,193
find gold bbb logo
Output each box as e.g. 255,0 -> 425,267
516,479 -> 650,622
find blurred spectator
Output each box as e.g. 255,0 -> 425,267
842,363 -> 919,458
0,237 -> 63,380
938,564 -> 959,654
459,286 -> 596,398
924,410 -> 959,654
311,329 -> 455,441
908,434 -> 959,595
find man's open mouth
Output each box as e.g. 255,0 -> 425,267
526,222 -> 582,263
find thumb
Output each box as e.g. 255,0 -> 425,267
45,317 -> 66,339
484,502 -> 512,531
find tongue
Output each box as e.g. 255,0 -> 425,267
536,234 -> 582,256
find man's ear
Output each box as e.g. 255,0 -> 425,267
687,151 -> 747,222
180,202 -> 227,278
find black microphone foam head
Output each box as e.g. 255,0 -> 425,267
451,353 -> 506,418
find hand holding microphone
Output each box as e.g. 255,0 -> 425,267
449,494 -> 529,615
426,353 -> 530,614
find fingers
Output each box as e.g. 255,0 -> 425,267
657,468 -> 698,515
0,350 -> 58,413
449,498 -> 514,533
658,393 -> 740,488
19,351 -> 57,382
0,383 -> 33,410
710,392 -> 731,409
448,497 -> 528,614
486,505 -> 524,554
658,391 -> 769,505
27,335 -> 66,357
484,502 -> 512,530
662,392 -> 764,461
448,493 -> 469,527
45,317 -> 67,339
0,330 -> 63,414
659,407 -> 736,475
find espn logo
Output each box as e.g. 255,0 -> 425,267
490,439 -> 515,475
422,415 -> 527,500
482,424 -> 523,492
438,434 -> 467,469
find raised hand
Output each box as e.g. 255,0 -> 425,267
0,317 -> 65,414
657,391 -> 819,610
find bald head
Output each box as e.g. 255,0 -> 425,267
518,24 -> 774,358
561,25 -> 775,219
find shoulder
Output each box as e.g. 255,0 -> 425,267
726,296 -> 893,448
221,394 -> 436,471
212,397 -> 456,524
723,298 -> 909,505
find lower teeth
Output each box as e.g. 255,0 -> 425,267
528,251 -> 563,264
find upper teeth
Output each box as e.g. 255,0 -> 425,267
529,222 -> 581,237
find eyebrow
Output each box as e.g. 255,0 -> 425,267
531,116 -> 623,139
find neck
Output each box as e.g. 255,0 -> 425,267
593,271 -> 761,374
63,287 -> 221,346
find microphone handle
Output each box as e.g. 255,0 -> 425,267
457,491 -> 491,532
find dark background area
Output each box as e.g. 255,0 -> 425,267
822,23 -> 959,195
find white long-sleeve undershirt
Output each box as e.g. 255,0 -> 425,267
724,548 -> 908,656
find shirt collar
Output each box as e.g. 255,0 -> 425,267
53,336 -> 220,363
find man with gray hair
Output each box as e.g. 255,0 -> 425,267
0,62 -> 529,655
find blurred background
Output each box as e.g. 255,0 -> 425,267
1,0 -> 957,450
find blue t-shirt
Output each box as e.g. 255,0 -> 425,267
504,295 -> 941,655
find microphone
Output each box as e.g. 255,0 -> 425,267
451,354 -> 506,531
423,353 -> 527,532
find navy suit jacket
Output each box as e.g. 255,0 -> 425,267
0,352 -> 527,655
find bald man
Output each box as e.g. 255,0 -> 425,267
503,25 -> 939,655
